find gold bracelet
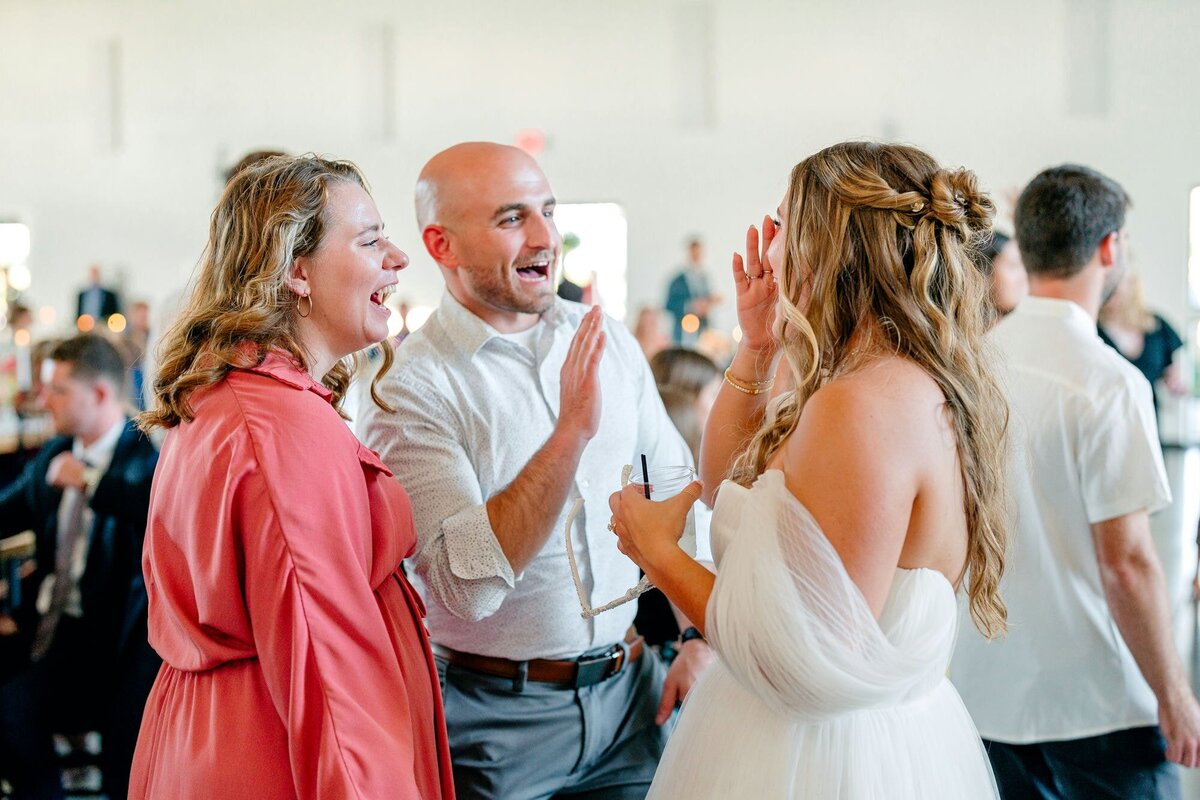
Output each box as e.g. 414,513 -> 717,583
723,367 -> 774,395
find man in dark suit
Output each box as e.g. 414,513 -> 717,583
75,265 -> 121,324
0,334 -> 159,800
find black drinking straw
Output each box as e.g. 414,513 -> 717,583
640,454 -> 651,499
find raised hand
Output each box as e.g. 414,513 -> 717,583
557,306 -> 606,444
732,215 -> 780,353
46,453 -> 88,491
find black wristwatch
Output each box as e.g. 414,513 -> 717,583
680,626 -> 705,645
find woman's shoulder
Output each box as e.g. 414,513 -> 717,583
786,358 -> 950,469
220,370 -> 360,464
811,357 -> 945,422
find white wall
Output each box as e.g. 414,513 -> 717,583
2,0 -> 1199,339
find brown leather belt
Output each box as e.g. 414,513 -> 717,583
439,634 -> 645,689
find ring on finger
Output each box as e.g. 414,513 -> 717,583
607,521 -> 617,532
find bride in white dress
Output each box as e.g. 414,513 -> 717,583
608,142 -> 1008,798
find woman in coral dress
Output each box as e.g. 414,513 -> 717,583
129,155 -> 454,799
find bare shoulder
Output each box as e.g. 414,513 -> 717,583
777,357 -> 945,614
796,357 -> 948,449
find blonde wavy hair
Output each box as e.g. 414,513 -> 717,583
729,142 -> 1009,637
140,154 -> 395,430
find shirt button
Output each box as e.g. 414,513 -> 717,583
581,479 -> 590,489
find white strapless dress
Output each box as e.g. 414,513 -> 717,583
648,470 -> 997,799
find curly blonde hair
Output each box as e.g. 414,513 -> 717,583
729,142 -> 1009,637
140,154 -> 395,430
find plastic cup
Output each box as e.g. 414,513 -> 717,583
627,465 -> 696,500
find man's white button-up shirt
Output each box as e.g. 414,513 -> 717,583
360,293 -> 709,660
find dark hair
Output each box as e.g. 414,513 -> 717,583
1015,164 -> 1129,278
658,385 -> 703,464
977,231 -> 1011,275
224,149 -> 289,184
650,347 -> 720,397
50,334 -> 126,389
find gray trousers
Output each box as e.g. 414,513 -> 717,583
436,645 -> 670,800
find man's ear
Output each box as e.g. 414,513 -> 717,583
286,256 -> 312,298
422,225 -> 457,270
1097,231 -> 1120,267
93,376 -> 115,407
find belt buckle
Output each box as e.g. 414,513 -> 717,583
574,646 -> 622,689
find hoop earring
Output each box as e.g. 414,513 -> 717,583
297,293 -> 312,318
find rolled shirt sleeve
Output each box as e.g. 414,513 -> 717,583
360,378 -> 517,622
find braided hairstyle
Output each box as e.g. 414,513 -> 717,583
729,141 -> 1009,638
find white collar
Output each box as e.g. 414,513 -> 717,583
73,416 -> 126,468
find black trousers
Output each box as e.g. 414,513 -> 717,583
0,617 -> 98,800
985,726 -> 1180,800
0,617 -> 158,800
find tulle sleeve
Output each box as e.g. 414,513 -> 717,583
705,473 -> 954,721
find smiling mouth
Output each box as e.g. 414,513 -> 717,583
516,261 -> 551,282
370,284 -> 396,306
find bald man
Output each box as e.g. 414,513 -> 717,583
359,143 -> 713,799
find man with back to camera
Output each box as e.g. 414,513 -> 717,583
359,142 -> 714,799
0,334 -> 159,800
950,165 -> 1200,799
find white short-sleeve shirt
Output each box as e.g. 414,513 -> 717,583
950,297 -> 1172,743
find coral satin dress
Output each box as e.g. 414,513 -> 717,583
129,353 -> 454,799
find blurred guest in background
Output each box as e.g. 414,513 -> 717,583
6,303 -> 33,333
649,348 -> 721,464
1099,271 -> 1187,415
123,300 -> 152,410
557,276 -> 585,303
130,154 -> 452,799
979,230 -> 1028,318
665,236 -> 721,344
0,334 -> 159,800
75,265 -> 121,325
224,148 -> 288,183
634,305 -> 671,361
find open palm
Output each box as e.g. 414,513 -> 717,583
732,216 -> 779,352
